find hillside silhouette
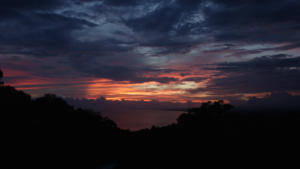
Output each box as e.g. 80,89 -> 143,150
0,69 -> 3,85
1,69 -> 300,169
1,69 -> 124,169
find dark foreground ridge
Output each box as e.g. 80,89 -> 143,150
1,70 -> 300,169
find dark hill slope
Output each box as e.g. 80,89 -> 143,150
2,85 -> 300,169
1,86 -> 123,169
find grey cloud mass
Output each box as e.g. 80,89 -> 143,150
1,0 -> 300,98
198,55 -> 300,94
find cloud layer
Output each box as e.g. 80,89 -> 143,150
1,0 -> 300,101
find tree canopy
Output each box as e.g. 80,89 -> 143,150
0,69 -> 3,85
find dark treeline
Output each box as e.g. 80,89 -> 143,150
1,86 -> 124,169
1,69 -> 300,169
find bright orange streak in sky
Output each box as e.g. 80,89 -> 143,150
85,78 -> 208,102
3,67 -> 216,102
4,66 -> 259,103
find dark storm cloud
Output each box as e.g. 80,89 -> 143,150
110,0 -> 300,52
123,0 -> 205,47
197,55 -> 300,94
0,0 -> 98,57
120,0 -> 300,49
182,77 -> 206,82
103,0 -> 140,6
125,0 -> 201,33
3,0 -> 300,51
231,92 -> 300,111
2,0 -> 300,86
0,12 -> 96,48
0,0 -> 146,83
205,0 -> 300,45
0,0 -> 66,10
74,62 -> 178,83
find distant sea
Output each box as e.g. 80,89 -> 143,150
101,109 -> 184,131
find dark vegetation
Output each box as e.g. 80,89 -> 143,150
1,69 -> 300,169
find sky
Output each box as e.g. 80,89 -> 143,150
1,0 -> 300,103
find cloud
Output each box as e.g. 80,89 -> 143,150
205,0 -> 300,45
2,0 -> 300,99
231,92 -> 300,111
0,0 -> 66,11
196,55 -> 300,95
73,63 -> 179,83
103,0 -> 140,6
182,77 -> 206,82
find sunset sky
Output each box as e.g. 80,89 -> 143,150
1,0 -> 300,103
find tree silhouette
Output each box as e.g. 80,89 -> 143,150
1,84 -> 122,169
177,100 -> 234,125
0,69 -> 3,85
2,78 -> 300,169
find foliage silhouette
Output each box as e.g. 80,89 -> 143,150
1,69 -> 300,169
0,69 -> 3,85
1,69 -> 123,169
